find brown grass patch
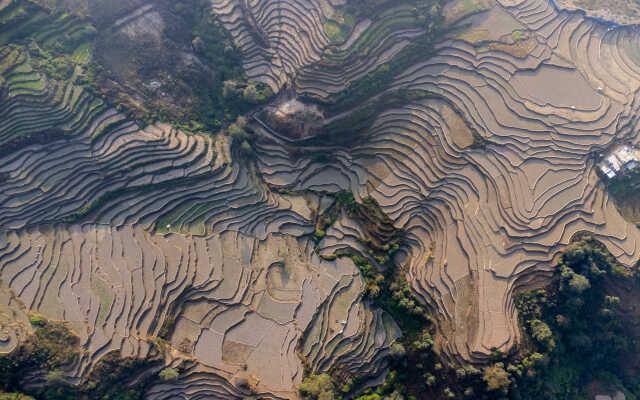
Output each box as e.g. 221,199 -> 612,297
488,38 -> 536,58
457,28 -> 491,44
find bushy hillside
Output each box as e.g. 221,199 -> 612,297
3,0 -> 640,399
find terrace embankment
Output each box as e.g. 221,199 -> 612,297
554,0 -> 640,26
0,225 -> 398,398
6,0 -> 640,397
0,3 -> 402,395
253,0 -> 640,365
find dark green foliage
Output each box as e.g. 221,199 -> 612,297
3,0 -> 272,134
0,314 -> 161,400
0,315 -> 79,398
81,350 -> 161,400
482,363 -> 510,393
0,316 -> 79,392
147,0 -> 273,132
509,235 -> 637,399
299,374 -> 336,400
313,228 -> 326,242
350,235 -> 640,400
158,368 -> 179,382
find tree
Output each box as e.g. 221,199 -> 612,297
228,123 -> 244,138
384,391 -> 404,400
389,343 -> 406,359
411,329 -> 433,351
530,319 -> 554,350
45,369 -> 66,386
604,295 -> 620,308
424,374 -> 436,387
243,84 -> 259,103
222,80 -> 240,98
568,273 -> 590,293
483,363 -> 511,392
299,374 -> 335,400
159,367 -> 179,381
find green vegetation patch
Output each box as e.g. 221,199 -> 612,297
307,214 -> 640,399
1,0 -> 272,136
509,235 -> 640,399
0,314 -> 80,398
0,0 -> 95,65
70,42 -> 89,64
324,12 -> 355,44
324,21 -> 343,42
302,0 -> 447,121
606,164 -> 640,224
461,0 -> 487,12
0,313 -> 167,400
80,350 -> 162,399
91,0 -> 273,134
512,29 -> 522,41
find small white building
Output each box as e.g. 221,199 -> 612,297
598,145 -> 640,180
599,163 -> 616,179
607,155 -> 622,172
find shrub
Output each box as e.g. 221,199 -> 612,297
158,367 -> 179,381
313,229 -> 326,242
228,123 -> 245,138
44,370 -> 65,386
529,319 -> 554,350
483,363 -> 511,392
411,330 -> 433,351
568,273 -> 590,293
389,343 -> 406,359
424,374 -> 436,386
0,393 -> 35,400
28,315 -> 44,327
299,374 -> 335,400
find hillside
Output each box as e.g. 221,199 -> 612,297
2,0 -> 640,399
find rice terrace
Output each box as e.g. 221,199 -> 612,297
2,0 -> 640,399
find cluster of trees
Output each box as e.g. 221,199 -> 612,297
299,372 -> 406,400
10,0 -> 273,135
223,80 -> 273,105
226,115 -> 258,157
508,236 -> 638,398
163,0 -> 273,133
308,226 -> 640,399
0,315 -> 80,398
299,374 -> 336,400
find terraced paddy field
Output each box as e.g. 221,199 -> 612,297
4,0 -> 640,398
251,0 -> 640,365
555,0 -> 640,26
